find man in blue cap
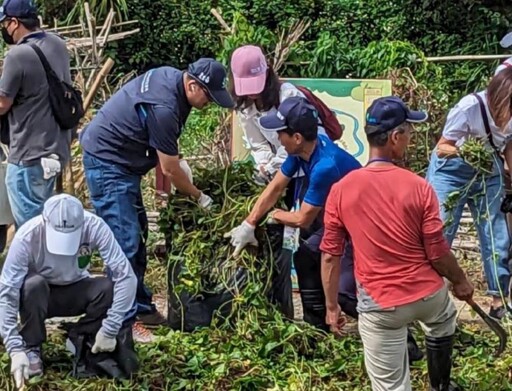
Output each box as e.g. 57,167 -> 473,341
225,96 -> 361,331
80,58 -> 233,341
0,0 -> 72,228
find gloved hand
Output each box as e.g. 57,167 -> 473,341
91,329 -> 117,354
253,165 -> 271,186
224,221 -> 258,257
198,192 -> 213,210
40,154 -> 61,180
10,351 -> 29,389
501,194 -> 512,214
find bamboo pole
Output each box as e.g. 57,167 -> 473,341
210,8 -> 231,33
83,3 -> 97,64
83,58 -> 115,111
422,54 -> 511,62
62,58 -> 115,195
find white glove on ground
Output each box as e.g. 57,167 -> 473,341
91,329 -> 117,354
224,221 -> 258,257
10,351 -> 29,389
198,192 -> 213,210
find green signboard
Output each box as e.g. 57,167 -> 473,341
231,78 -> 393,166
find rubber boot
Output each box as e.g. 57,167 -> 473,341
407,329 -> 424,364
300,289 -> 329,332
425,335 -> 461,391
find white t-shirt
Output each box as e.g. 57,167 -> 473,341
0,211 -> 136,354
441,90 -> 512,152
237,82 -> 327,176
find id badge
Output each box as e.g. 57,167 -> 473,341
282,200 -> 300,253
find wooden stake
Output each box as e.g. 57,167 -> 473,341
210,8 -> 231,33
83,58 -> 115,111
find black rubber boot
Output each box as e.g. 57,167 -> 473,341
425,335 -> 461,391
407,329 -> 424,364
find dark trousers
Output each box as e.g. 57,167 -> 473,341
294,242 -> 329,331
20,275 -> 114,348
83,152 -> 154,315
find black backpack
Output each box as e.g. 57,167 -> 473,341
29,43 -> 84,130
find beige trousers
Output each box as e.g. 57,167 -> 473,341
358,285 -> 457,391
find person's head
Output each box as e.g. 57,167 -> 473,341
185,58 -> 234,110
229,45 -> 281,111
0,0 -> 39,45
365,96 -> 428,159
487,66 -> 512,130
42,194 -> 85,256
258,96 -> 318,155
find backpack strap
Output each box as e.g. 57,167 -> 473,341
472,93 -> 500,155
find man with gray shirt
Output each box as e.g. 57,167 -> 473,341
0,194 -> 137,388
0,0 -> 72,228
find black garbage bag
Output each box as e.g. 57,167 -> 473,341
62,321 -> 139,379
167,260 -> 249,331
167,223 -> 292,331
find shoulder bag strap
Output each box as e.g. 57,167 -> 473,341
27,43 -> 54,77
472,93 -> 499,154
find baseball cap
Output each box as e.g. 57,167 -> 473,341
259,96 -> 318,134
365,96 -> 428,136
500,32 -> 512,49
0,0 -> 38,22
187,58 -> 234,108
42,194 -> 84,256
230,45 -> 268,96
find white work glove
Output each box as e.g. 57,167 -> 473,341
224,221 -> 258,257
91,329 -> 117,354
198,192 -> 213,210
40,154 -> 61,180
10,351 -> 29,389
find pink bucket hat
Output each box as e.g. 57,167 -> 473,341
230,45 -> 268,96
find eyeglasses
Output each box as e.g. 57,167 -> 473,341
197,83 -> 212,102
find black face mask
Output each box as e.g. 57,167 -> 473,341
1,26 -> 14,45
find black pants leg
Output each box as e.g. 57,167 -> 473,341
267,224 -> 294,319
20,275 -> 114,347
294,243 -> 328,331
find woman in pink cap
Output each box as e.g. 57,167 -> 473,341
229,45 -> 328,186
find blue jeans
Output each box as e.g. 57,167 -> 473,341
82,152 -> 155,316
5,163 -> 55,228
426,151 -> 510,297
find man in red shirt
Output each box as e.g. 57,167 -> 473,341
320,96 -> 474,391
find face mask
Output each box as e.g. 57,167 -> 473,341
1,25 -> 14,45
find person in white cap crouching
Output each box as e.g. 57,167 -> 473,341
0,193 -> 137,388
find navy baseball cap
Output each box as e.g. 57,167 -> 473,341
500,32 -> 512,49
187,58 -> 234,108
0,0 -> 38,22
259,96 -> 318,134
365,96 -> 428,135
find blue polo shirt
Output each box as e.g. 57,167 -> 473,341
281,135 -> 361,207
79,67 -> 191,175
